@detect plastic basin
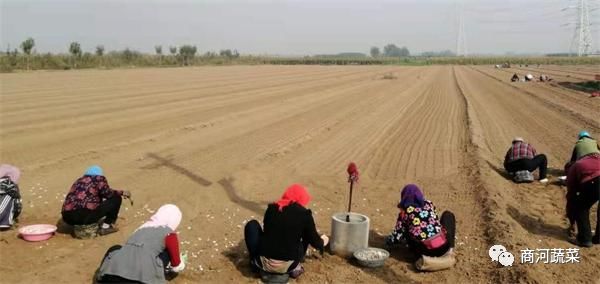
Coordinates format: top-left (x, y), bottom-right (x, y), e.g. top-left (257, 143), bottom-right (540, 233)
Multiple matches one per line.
top-left (19, 224), bottom-right (57, 242)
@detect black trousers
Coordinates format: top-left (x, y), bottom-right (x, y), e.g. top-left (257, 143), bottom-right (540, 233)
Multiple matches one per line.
top-left (244, 220), bottom-right (305, 273)
top-left (573, 177), bottom-right (600, 243)
top-left (409, 211), bottom-right (456, 257)
top-left (505, 154), bottom-right (548, 180)
top-left (62, 195), bottom-right (122, 225)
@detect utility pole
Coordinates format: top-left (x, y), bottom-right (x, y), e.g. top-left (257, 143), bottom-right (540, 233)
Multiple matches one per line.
top-left (456, 1), bottom-right (467, 57)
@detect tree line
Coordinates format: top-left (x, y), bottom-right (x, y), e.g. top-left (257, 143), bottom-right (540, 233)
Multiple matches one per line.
top-left (2, 37), bottom-right (242, 71)
top-left (370, 44), bottom-right (410, 58)
top-left (2, 37), bottom-right (599, 72)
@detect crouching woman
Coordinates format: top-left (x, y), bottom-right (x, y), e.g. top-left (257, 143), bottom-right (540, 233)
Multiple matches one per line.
top-left (244, 184), bottom-right (329, 279)
top-left (96, 204), bottom-right (186, 283)
top-left (386, 184), bottom-right (456, 257)
top-left (0, 164), bottom-right (22, 229)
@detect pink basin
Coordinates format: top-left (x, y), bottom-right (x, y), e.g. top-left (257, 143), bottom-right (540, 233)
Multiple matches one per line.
top-left (19, 224), bottom-right (57, 242)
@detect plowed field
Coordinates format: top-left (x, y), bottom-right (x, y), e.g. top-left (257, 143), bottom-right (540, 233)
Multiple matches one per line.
top-left (1, 65), bottom-right (598, 283)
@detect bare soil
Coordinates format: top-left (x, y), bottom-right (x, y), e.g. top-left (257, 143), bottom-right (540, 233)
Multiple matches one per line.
top-left (1, 65), bottom-right (598, 283)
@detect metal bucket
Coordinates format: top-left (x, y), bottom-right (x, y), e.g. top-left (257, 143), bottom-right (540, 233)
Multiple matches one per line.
top-left (330, 212), bottom-right (369, 257)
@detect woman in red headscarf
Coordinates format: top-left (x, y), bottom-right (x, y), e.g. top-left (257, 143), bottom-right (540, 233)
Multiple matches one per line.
top-left (244, 184), bottom-right (328, 279)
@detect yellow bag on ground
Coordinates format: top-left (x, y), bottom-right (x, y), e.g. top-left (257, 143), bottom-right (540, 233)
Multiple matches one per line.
top-left (415, 249), bottom-right (456, 272)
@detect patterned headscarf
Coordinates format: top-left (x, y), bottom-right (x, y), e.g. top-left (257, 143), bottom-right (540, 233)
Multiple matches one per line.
top-left (399, 184), bottom-right (425, 209)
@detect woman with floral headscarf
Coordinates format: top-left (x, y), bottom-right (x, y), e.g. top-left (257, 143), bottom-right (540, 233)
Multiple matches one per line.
top-left (386, 184), bottom-right (456, 257)
top-left (97, 204), bottom-right (186, 283)
top-left (244, 184), bottom-right (328, 279)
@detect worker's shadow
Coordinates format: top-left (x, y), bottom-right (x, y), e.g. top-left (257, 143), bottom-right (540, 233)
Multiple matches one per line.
top-left (143, 153), bottom-right (212, 186)
top-left (368, 230), bottom-right (417, 264)
top-left (223, 233), bottom-right (417, 283)
top-left (506, 205), bottom-right (565, 241)
top-left (55, 218), bottom-right (73, 235)
top-left (547, 167), bottom-right (565, 177)
top-left (485, 160), bottom-right (512, 180)
top-left (218, 177), bottom-right (265, 215)
top-left (343, 230), bottom-right (419, 283)
top-left (222, 240), bottom-right (255, 278)
top-left (143, 153), bottom-right (265, 215)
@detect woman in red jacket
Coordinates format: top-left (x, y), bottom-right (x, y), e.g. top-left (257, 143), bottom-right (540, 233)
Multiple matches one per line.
top-left (566, 153), bottom-right (600, 247)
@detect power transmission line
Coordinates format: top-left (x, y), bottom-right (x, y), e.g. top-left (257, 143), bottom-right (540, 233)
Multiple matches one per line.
top-left (566, 0), bottom-right (595, 56)
top-left (456, 1), bottom-right (467, 56)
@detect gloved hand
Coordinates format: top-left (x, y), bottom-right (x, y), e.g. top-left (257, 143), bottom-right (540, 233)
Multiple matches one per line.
top-left (321, 234), bottom-right (329, 247)
top-left (171, 253), bottom-right (187, 273)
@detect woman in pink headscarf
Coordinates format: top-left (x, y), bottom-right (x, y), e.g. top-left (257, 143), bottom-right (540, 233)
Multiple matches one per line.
top-left (0, 164), bottom-right (22, 229)
top-left (244, 184), bottom-right (328, 280)
top-left (97, 204), bottom-right (186, 283)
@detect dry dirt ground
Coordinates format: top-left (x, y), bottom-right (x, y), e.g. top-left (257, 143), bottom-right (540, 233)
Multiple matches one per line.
top-left (0, 65), bottom-right (599, 283)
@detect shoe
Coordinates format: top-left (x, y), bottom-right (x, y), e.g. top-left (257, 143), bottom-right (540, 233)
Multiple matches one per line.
top-left (569, 238), bottom-right (592, 248)
top-left (98, 225), bottom-right (119, 236)
top-left (593, 236), bottom-right (599, 245)
top-left (539, 178), bottom-right (549, 184)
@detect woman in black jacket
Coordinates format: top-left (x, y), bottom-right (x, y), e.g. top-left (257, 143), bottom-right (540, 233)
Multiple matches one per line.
top-left (244, 184), bottom-right (328, 279)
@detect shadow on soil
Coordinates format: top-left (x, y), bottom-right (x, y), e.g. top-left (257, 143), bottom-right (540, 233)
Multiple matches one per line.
top-left (143, 153), bottom-right (265, 215)
top-left (55, 218), bottom-right (73, 235)
top-left (222, 240), bottom-right (256, 279)
top-left (485, 160), bottom-right (512, 180)
top-left (223, 231), bottom-right (418, 283)
top-left (144, 153), bottom-right (212, 186)
top-left (342, 230), bottom-right (418, 283)
top-left (486, 160), bottom-right (564, 182)
top-left (547, 167), bottom-right (565, 177)
top-left (217, 177), bottom-right (265, 215)
top-left (557, 81), bottom-right (600, 94)
top-left (507, 205), bottom-right (565, 241)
